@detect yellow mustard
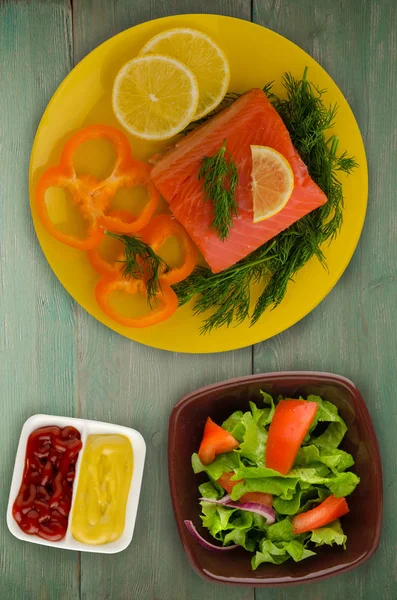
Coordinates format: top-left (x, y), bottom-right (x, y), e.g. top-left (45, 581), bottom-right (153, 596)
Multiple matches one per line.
top-left (71, 434), bottom-right (133, 545)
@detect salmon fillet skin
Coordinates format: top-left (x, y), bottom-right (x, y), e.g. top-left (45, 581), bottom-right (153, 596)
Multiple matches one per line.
top-left (151, 89), bottom-right (327, 273)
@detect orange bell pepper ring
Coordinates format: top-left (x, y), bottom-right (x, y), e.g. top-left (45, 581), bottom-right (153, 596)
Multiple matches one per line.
top-left (35, 125), bottom-right (160, 250)
top-left (88, 214), bottom-right (196, 283)
top-left (95, 277), bottom-right (178, 328)
top-left (140, 215), bottom-right (196, 284)
top-left (87, 210), bottom-right (130, 278)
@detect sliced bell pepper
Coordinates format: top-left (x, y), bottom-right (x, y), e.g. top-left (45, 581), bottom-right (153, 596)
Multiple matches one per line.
top-left (35, 124), bottom-right (159, 250)
top-left (217, 471), bottom-right (273, 507)
top-left (87, 211), bottom-right (131, 278)
top-left (87, 244), bottom-right (120, 278)
top-left (88, 214), bottom-right (197, 283)
top-left (292, 494), bottom-right (350, 534)
top-left (198, 418), bottom-right (239, 466)
top-left (95, 276), bottom-right (178, 328)
top-left (35, 167), bottom-right (104, 251)
top-left (266, 400), bottom-right (318, 475)
top-left (140, 215), bottom-right (196, 284)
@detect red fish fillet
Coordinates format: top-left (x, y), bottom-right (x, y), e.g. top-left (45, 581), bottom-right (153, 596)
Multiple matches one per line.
top-left (151, 89), bottom-right (327, 273)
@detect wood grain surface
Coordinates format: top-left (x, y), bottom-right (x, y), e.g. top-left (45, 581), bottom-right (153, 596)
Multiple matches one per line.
top-left (0, 1), bottom-right (396, 599)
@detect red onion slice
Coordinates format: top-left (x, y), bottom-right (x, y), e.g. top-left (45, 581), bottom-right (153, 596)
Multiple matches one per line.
top-left (184, 520), bottom-right (238, 551)
top-left (216, 494), bottom-right (232, 504)
top-left (200, 496), bottom-right (276, 524)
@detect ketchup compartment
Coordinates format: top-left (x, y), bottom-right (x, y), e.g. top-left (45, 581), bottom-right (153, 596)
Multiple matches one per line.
top-left (12, 425), bottom-right (82, 541)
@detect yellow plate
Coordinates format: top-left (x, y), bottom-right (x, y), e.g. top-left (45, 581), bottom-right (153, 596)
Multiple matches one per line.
top-left (29, 15), bottom-right (368, 354)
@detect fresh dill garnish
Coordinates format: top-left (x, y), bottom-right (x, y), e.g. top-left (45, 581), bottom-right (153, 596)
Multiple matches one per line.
top-left (173, 69), bottom-right (358, 333)
top-left (173, 242), bottom-right (276, 332)
top-left (105, 231), bottom-right (168, 306)
top-left (198, 140), bottom-right (239, 241)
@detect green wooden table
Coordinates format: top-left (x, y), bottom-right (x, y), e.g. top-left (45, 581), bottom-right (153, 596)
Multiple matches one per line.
top-left (1, 1), bottom-right (396, 598)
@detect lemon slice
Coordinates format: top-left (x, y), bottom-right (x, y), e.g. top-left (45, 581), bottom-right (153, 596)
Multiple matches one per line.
top-left (112, 55), bottom-right (199, 140)
top-left (139, 28), bottom-right (230, 120)
top-left (250, 146), bottom-right (294, 223)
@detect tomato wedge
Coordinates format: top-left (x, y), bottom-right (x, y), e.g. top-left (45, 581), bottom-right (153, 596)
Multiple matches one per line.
top-left (217, 472), bottom-right (273, 507)
top-left (265, 399), bottom-right (318, 475)
top-left (198, 418), bottom-right (239, 465)
top-left (292, 494), bottom-right (350, 534)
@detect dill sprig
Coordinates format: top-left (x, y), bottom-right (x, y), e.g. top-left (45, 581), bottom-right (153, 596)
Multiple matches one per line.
top-left (105, 231), bottom-right (168, 305)
top-left (198, 140), bottom-right (239, 241)
top-left (174, 241), bottom-right (276, 333)
top-left (173, 69), bottom-right (358, 333)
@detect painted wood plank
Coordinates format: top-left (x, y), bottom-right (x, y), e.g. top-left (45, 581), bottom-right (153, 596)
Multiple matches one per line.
top-left (253, 0), bottom-right (397, 598)
top-left (71, 2), bottom-right (253, 599)
top-left (2, 1), bottom-right (394, 598)
top-left (0, 2), bottom-right (80, 599)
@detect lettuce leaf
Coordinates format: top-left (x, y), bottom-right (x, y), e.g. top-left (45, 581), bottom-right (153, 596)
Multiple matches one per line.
top-left (230, 476), bottom-right (299, 501)
top-left (260, 391), bottom-right (274, 406)
top-left (199, 501), bottom-right (265, 548)
top-left (239, 412), bottom-right (267, 467)
top-left (294, 444), bottom-right (321, 466)
top-left (249, 401), bottom-right (266, 424)
top-left (304, 394), bottom-right (348, 449)
top-left (223, 527), bottom-right (256, 552)
top-left (295, 444), bottom-right (354, 473)
top-left (288, 466), bottom-right (332, 480)
top-left (222, 392), bottom-right (275, 444)
top-left (251, 543), bottom-right (290, 568)
top-left (252, 538), bottom-right (315, 569)
top-left (222, 410), bottom-right (244, 431)
top-left (192, 451), bottom-right (240, 480)
top-left (273, 489), bottom-right (304, 515)
top-left (288, 467), bottom-right (359, 497)
top-left (232, 466), bottom-right (284, 479)
top-left (274, 485), bottom-right (331, 515)
top-left (221, 410), bottom-right (246, 442)
top-left (286, 540), bottom-right (316, 562)
top-left (327, 471), bottom-right (360, 497)
top-left (198, 481), bottom-right (223, 500)
top-left (266, 518), bottom-right (294, 542)
top-left (249, 391), bottom-right (275, 427)
top-left (231, 465), bottom-right (359, 499)
top-left (298, 487), bottom-right (330, 513)
top-left (310, 519), bottom-right (347, 548)
top-left (234, 392), bottom-right (275, 467)
top-left (317, 447), bottom-right (354, 473)
top-left (306, 394), bottom-right (341, 428)
top-left (234, 465), bottom-right (332, 482)
top-left (200, 501), bottom-right (235, 539)
top-left (229, 510), bottom-right (256, 530)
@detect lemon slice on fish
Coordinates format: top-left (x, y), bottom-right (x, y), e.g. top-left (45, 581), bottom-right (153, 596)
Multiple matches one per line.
top-left (250, 146), bottom-right (295, 222)
top-left (139, 28), bottom-right (230, 120)
top-left (112, 55), bottom-right (199, 140)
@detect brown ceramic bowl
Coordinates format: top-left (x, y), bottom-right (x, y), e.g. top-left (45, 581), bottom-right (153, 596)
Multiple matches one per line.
top-left (168, 372), bottom-right (382, 587)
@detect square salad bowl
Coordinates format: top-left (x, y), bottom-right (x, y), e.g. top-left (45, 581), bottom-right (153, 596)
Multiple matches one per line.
top-left (168, 372), bottom-right (382, 586)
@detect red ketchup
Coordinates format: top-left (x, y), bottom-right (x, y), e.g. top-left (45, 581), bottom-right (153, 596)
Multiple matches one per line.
top-left (12, 426), bottom-right (82, 541)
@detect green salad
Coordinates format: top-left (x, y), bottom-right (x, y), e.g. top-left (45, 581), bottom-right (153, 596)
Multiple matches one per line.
top-left (187, 392), bottom-right (360, 570)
